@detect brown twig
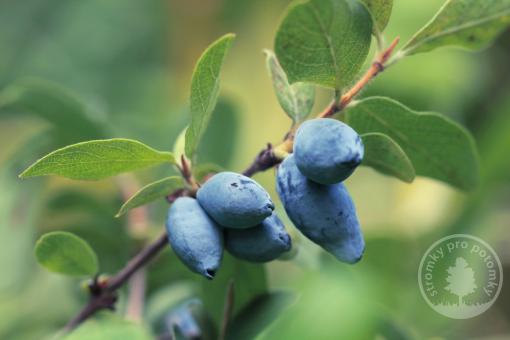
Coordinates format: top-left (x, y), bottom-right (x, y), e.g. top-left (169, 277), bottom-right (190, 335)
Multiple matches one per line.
top-left (62, 36), bottom-right (401, 335)
top-left (62, 290), bottom-right (117, 333)
top-left (244, 37), bottom-right (400, 177)
top-left (242, 144), bottom-right (281, 177)
top-left (62, 233), bottom-right (168, 332)
top-left (321, 36), bottom-right (400, 117)
top-left (106, 233), bottom-right (168, 291)
top-left (179, 155), bottom-right (199, 190)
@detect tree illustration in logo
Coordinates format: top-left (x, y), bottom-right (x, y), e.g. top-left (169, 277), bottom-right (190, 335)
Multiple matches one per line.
top-left (444, 257), bottom-right (477, 306)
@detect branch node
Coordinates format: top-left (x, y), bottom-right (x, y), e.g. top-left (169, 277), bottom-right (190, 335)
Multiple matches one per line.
top-left (373, 61), bottom-right (384, 73)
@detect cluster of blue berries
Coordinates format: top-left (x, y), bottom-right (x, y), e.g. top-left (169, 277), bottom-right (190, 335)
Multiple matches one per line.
top-left (166, 172), bottom-right (291, 279)
top-left (166, 117), bottom-right (364, 279)
top-left (277, 118), bottom-right (365, 264)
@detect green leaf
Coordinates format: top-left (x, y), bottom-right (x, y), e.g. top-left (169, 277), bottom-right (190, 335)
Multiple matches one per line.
top-left (402, 0), bottom-right (510, 55)
top-left (185, 33), bottom-right (236, 158)
top-left (360, 0), bottom-right (393, 34)
top-left (361, 133), bottom-right (415, 183)
top-left (226, 291), bottom-right (297, 340)
top-left (34, 231), bottom-right (98, 276)
top-left (19, 138), bottom-right (175, 180)
top-left (264, 49), bottom-right (315, 122)
top-left (173, 127), bottom-right (187, 163)
top-left (0, 79), bottom-right (106, 144)
top-left (274, 0), bottom-right (372, 90)
top-left (116, 176), bottom-right (184, 217)
top-left (346, 97), bottom-right (479, 190)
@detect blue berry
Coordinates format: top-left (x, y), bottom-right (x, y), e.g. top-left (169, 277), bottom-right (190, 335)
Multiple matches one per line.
top-left (166, 197), bottom-right (223, 279)
top-left (225, 212), bottom-right (292, 262)
top-left (197, 172), bottom-right (274, 228)
top-left (294, 118), bottom-right (364, 184)
top-left (276, 155), bottom-right (364, 263)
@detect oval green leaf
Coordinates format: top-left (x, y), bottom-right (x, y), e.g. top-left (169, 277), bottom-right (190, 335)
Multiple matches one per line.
top-left (19, 138), bottom-right (175, 180)
top-left (116, 176), bottom-right (185, 217)
top-left (360, 0), bottom-right (393, 34)
top-left (35, 231), bottom-right (98, 276)
top-left (265, 49), bottom-right (315, 123)
top-left (185, 33), bottom-right (236, 158)
top-left (403, 0), bottom-right (510, 55)
top-left (346, 97), bottom-right (479, 190)
top-left (361, 132), bottom-right (415, 183)
top-left (275, 0), bottom-right (373, 90)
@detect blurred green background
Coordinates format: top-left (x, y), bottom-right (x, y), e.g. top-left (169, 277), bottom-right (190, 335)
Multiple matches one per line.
top-left (0, 0), bottom-right (509, 339)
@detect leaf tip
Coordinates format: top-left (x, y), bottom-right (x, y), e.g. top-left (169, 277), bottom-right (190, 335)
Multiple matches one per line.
top-left (18, 168), bottom-right (33, 179)
top-left (217, 32), bottom-right (236, 47)
top-left (403, 176), bottom-right (415, 184)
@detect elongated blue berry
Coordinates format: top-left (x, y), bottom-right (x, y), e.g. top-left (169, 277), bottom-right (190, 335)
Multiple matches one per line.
top-left (197, 172), bottom-right (274, 228)
top-left (294, 118), bottom-right (364, 184)
top-left (166, 197), bottom-right (223, 279)
top-left (276, 155), bottom-right (364, 263)
top-left (225, 212), bottom-right (291, 262)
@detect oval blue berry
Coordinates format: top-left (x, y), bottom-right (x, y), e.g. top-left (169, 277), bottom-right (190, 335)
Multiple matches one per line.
top-left (276, 155), bottom-right (364, 264)
top-left (166, 197), bottom-right (223, 279)
top-left (197, 172), bottom-right (274, 228)
top-left (294, 118), bottom-right (364, 184)
top-left (225, 212), bottom-right (292, 262)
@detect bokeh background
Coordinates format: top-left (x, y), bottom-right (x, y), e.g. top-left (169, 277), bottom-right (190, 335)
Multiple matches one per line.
top-left (1, 0), bottom-right (509, 339)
